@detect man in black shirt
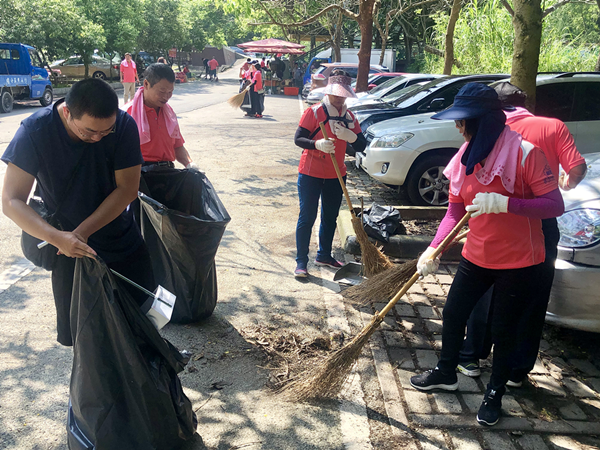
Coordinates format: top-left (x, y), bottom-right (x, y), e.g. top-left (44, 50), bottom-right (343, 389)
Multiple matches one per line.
top-left (2, 78), bottom-right (155, 346)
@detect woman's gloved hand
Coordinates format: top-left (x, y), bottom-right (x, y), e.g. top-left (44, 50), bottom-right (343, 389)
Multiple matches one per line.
top-left (315, 138), bottom-right (335, 154)
top-left (417, 246), bottom-right (440, 278)
top-left (331, 122), bottom-right (357, 143)
top-left (465, 192), bottom-right (509, 218)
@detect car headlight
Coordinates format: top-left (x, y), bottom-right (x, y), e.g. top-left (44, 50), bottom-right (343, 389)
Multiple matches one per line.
top-left (370, 132), bottom-right (414, 149)
top-left (558, 209), bottom-right (600, 248)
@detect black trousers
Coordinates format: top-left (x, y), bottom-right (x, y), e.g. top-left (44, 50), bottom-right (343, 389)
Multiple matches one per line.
top-left (51, 243), bottom-right (155, 346)
top-left (458, 218), bottom-right (559, 378)
top-left (249, 90), bottom-right (264, 115)
top-left (437, 257), bottom-right (546, 389)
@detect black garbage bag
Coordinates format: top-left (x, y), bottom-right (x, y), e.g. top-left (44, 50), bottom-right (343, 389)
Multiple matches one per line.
top-left (139, 167), bottom-right (231, 323)
top-left (359, 203), bottom-right (402, 242)
top-left (68, 257), bottom-right (197, 450)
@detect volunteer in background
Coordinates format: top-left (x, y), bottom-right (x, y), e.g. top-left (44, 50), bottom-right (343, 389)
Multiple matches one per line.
top-left (2, 78), bottom-right (155, 346)
top-left (120, 52), bottom-right (139, 104)
top-left (409, 83), bottom-right (564, 427)
top-left (292, 71), bottom-right (368, 277)
top-left (457, 82), bottom-right (586, 385)
top-left (249, 63), bottom-right (264, 118)
top-left (208, 57), bottom-right (219, 81)
top-left (127, 64), bottom-right (199, 171)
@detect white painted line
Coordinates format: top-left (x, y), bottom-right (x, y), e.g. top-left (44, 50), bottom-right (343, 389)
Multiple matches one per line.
top-left (320, 267), bottom-right (373, 450)
top-left (298, 94), bottom-right (305, 115)
top-left (359, 308), bottom-right (417, 449)
top-left (0, 258), bottom-right (35, 293)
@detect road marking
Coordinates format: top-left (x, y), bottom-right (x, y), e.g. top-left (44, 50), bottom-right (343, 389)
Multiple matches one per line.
top-left (0, 259), bottom-right (35, 294)
top-left (298, 94), bottom-right (305, 115)
top-left (320, 267), bottom-right (373, 450)
top-left (359, 308), bottom-right (417, 448)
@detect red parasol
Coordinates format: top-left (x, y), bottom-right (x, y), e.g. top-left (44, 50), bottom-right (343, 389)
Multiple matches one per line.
top-left (238, 38), bottom-right (305, 55)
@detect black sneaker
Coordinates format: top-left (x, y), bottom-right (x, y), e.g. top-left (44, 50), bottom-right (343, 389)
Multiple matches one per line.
top-left (315, 257), bottom-right (343, 269)
top-left (458, 361), bottom-right (481, 377)
top-left (410, 367), bottom-right (458, 391)
top-left (476, 385), bottom-right (505, 426)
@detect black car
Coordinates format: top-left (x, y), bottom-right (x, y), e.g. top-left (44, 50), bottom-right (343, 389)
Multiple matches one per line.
top-left (351, 74), bottom-right (509, 130)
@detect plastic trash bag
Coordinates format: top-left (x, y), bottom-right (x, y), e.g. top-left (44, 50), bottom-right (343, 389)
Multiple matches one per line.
top-left (68, 257), bottom-right (197, 450)
top-left (139, 167), bottom-right (231, 323)
top-left (359, 203), bottom-right (402, 242)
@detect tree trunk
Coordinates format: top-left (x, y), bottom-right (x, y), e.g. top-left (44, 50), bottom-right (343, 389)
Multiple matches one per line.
top-left (596, 0), bottom-right (600, 71)
top-left (333, 10), bottom-right (343, 62)
top-left (311, 35), bottom-right (316, 51)
top-left (355, 0), bottom-right (376, 93)
top-left (346, 30), bottom-right (355, 48)
top-left (510, 0), bottom-right (543, 111)
top-left (443, 0), bottom-right (462, 75)
top-left (379, 35), bottom-right (387, 65)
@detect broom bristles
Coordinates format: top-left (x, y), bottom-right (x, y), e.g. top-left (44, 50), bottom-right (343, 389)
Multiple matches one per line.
top-left (227, 90), bottom-right (247, 109)
top-left (279, 314), bottom-right (383, 401)
top-left (342, 259), bottom-right (418, 305)
top-left (351, 217), bottom-right (393, 277)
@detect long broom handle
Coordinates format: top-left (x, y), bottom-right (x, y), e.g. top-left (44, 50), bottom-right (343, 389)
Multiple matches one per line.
top-left (318, 122), bottom-right (357, 219)
top-left (375, 212), bottom-right (472, 319)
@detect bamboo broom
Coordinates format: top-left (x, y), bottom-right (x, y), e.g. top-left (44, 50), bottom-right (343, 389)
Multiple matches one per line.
top-left (319, 122), bottom-right (393, 277)
top-left (279, 212), bottom-right (471, 401)
top-left (227, 87), bottom-right (250, 109)
top-left (343, 230), bottom-right (469, 306)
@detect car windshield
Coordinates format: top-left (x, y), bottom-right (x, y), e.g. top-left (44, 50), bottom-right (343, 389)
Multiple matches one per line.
top-left (314, 65), bottom-right (327, 75)
top-left (352, 73), bottom-right (380, 89)
top-left (369, 76), bottom-right (405, 95)
top-left (385, 76), bottom-right (455, 107)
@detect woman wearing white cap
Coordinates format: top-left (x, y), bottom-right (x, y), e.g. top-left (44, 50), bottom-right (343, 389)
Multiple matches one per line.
top-left (293, 70), bottom-right (368, 278)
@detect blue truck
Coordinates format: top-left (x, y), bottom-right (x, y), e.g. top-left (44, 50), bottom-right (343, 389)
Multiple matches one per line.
top-left (0, 43), bottom-right (53, 113)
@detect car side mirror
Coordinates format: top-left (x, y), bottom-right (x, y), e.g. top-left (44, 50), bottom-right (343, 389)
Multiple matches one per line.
top-left (429, 98), bottom-right (445, 110)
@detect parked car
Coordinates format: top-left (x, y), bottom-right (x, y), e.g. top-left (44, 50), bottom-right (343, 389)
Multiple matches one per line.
top-left (302, 62), bottom-right (389, 99)
top-left (349, 74), bottom-right (509, 131)
top-left (355, 73), bottom-right (600, 205)
top-left (551, 151), bottom-right (600, 332)
top-left (307, 73), bottom-right (439, 106)
top-left (351, 72), bottom-right (406, 94)
top-left (50, 54), bottom-right (119, 80)
top-left (1, 43), bottom-right (53, 113)
top-left (346, 74), bottom-right (442, 108)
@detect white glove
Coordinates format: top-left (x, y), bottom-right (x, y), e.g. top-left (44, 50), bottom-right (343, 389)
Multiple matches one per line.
top-left (186, 162), bottom-right (205, 174)
top-left (465, 192), bottom-right (509, 218)
top-left (558, 171), bottom-right (572, 191)
top-left (315, 138), bottom-right (335, 154)
top-left (331, 122), bottom-right (357, 143)
top-left (417, 246), bottom-right (440, 278)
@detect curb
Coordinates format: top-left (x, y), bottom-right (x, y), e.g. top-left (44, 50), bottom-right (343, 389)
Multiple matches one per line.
top-left (53, 81), bottom-right (124, 96)
top-left (337, 208), bottom-right (463, 260)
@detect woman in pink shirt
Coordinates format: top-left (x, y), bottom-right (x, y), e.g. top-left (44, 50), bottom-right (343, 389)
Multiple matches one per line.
top-left (249, 63), bottom-right (264, 118)
top-left (409, 83), bottom-right (564, 427)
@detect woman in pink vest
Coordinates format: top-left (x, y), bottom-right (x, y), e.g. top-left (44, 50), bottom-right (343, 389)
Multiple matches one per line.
top-left (292, 71), bottom-right (368, 277)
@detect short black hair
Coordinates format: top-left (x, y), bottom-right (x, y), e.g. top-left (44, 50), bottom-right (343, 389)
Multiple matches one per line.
top-left (65, 78), bottom-right (118, 119)
top-left (331, 69), bottom-right (349, 77)
top-left (144, 63), bottom-right (175, 87)
top-left (247, 58), bottom-right (251, 62)
top-left (493, 81), bottom-right (527, 108)
top-left (254, 63), bottom-right (261, 71)
top-left (464, 117), bottom-right (480, 139)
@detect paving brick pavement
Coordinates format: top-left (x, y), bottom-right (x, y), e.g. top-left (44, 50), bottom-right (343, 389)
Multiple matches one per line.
top-left (347, 262), bottom-right (600, 449)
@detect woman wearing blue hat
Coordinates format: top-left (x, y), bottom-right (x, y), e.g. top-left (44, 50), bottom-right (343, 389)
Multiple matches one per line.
top-left (409, 83), bottom-right (565, 426)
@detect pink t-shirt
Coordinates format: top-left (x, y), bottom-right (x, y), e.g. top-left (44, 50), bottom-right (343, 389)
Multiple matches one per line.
top-left (506, 110), bottom-right (585, 178)
top-left (127, 103), bottom-right (185, 162)
top-left (252, 70), bottom-right (263, 91)
top-left (451, 145), bottom-right (557, 269)
top-left (208, 59), bottom-right (219, 70)
top-left (120, 61), bottom-right (137, 83)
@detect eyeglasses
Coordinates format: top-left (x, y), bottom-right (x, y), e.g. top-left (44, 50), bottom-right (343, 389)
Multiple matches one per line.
top-left (70, 117), bottom-right (116, 139)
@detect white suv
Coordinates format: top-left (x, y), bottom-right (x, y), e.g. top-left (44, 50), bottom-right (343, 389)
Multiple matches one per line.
top-left (356, 74), bottom-right (600, 205)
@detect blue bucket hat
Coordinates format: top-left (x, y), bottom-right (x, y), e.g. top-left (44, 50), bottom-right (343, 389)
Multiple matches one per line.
top-left (432, 82), bottom-right (502, 120)
top-left (433, 82), bottom-right (506, 175)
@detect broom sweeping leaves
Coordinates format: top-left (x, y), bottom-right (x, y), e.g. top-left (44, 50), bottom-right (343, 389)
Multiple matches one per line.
top-left (227, 87), bottom-right (250, 109)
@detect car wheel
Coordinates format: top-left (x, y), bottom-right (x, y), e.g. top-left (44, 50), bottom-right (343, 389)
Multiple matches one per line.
top-left (92, 71), bottom-right (106, 80)
top-left (39, 88), bottom-right (53, 107)
top-left (406, 153), bottom-right (452, 206)
top-left (0, 90), bottom-right (14, 113)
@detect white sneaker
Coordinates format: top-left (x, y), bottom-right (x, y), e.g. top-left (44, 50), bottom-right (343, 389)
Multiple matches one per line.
top-left (506, 379), bottom-right (523, 388)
